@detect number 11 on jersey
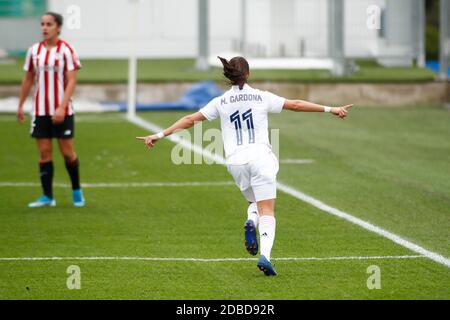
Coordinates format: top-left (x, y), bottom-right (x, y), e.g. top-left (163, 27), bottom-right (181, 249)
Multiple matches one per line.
top-left (230, 109), bottom-right (255, 146)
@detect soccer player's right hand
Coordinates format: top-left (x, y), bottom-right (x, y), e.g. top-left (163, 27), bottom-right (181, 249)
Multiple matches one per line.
top-left (17, 107), bottom-right (25, 124)
top-left (136, 134), bottom-right (158, 149)
top-left (332, 104), bottom-right (353, 119)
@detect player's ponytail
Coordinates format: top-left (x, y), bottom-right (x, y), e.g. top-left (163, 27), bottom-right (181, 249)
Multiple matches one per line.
top-left (218, 56), bottom-right (249, 90)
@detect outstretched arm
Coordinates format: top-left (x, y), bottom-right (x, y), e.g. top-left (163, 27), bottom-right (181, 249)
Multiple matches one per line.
top-left (136, 111), bottom-right (207, 149)
top-left (283, 99), bottom-right (353, 119)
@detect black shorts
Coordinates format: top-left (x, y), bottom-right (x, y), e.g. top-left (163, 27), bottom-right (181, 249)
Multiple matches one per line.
top-left (31, 115), bottom-right (75, 139)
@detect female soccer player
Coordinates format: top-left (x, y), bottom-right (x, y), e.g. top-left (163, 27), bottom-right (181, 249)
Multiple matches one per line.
top-left (137, 56), bottom-right (352, 275)
top-left (17, 12), bottom-right (85, 208)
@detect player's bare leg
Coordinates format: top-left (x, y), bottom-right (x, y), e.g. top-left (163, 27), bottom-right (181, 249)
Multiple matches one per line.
top-left (257, 199), bottom-right (275, 217)
top-left (29, 139), bottom-right (55, 207)
top-left (256, 199), bottom-right (277, 276)
top-left (37, 138), bottom-right (53, 162)
top-left (57, 138), bottom-right (77, 162)
top-left (58, 138), bottom-right (85, 207)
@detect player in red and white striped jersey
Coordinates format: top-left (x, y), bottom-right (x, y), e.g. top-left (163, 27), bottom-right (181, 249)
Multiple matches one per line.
top-left (23, 38), bottom-right (80, 117)
top-left (17, 12), bottom-right (85, 208)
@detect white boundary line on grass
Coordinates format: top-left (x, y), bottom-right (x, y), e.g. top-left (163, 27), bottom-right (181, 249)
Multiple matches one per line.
top-left (0, 255), bottom-right (425, 262)
top-left (280, 159), bottom-right (315, 164)
top-left (0, 181), bottom-right (234, 188)
top-left (128, 114), bottom-right (450, 269)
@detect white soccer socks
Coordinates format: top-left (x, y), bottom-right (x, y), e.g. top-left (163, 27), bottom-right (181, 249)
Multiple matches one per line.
top-left (259, 215), bottom-right (276, 261)
top-left (246, 205), bottom-right (276, 261)
top-left (247, 202), bottom-right (259, 227)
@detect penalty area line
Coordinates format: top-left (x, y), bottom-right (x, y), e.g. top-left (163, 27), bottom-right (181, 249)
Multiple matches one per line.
top-left (0, 255), bottom-right (425, 262)
top-left (128, 114), bottom-right (450, 269)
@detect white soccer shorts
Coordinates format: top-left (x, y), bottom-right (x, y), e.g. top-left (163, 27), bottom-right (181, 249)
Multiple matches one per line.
top-left (226, 151), bottom-right (279, 203)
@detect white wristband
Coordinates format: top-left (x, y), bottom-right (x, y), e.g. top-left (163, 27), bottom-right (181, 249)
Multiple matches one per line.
top-left (323, 106), bottom-right (332, 113)
top-left (156, 131), bottom-right (165, 139)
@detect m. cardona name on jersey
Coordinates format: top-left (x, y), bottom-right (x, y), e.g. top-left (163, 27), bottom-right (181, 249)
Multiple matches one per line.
top-left (221, 93), bottom-right (263, 105)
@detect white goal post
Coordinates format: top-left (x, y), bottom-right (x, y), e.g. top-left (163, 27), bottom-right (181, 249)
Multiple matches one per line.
top-left (127, 0), bottom-right (139, 119)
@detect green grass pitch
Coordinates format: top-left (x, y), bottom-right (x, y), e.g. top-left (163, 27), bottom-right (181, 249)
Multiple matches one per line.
top-left (0, 58), bottom-right (436, 84)
top-left (0, 105), bottom-right (449, 299)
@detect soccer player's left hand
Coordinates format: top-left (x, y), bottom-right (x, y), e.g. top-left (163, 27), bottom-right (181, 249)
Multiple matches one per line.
top-left (136, 134), bottom-right (158, 149)
top-left (17, 107), bottom-right (25, 124)
top-left (52, 106), bottom-right (66, 124)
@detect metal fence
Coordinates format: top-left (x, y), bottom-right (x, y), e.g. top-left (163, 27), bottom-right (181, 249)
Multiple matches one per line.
top-left (0, 0), bottom-right (447, 79)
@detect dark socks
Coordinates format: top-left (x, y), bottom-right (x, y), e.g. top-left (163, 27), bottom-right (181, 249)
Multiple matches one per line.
top-left (39, 161), bottom-right (54, 198)
top-left (65, 158), bottom-right (80, 190)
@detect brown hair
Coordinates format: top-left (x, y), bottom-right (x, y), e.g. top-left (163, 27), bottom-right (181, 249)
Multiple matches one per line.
top-left (44, 12), bottom-right (64, 27)
top-left (218, 56), bottom-right (249, 89)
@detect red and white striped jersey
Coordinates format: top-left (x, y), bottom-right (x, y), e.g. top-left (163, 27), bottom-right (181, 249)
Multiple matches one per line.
top-left (23, 39), bottom-right (81, 116)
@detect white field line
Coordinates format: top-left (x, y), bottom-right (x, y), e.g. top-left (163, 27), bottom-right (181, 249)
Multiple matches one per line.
top-left (0, 255), bottom-right (425, 262)
top-left (0, 181), bottom-right (234, 188)
top-left (75, 118), bottom-right (126, 123)
top-left (129, 114), bottom-right (450, 269)
top-left (0, 115), bottom-right (125, 123)
top-left (280, 159), bottom-right (315, 164)
top-left (75, 115), bottom-right (127, 123)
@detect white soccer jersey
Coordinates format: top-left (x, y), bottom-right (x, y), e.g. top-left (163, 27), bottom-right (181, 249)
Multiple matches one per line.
top-left (23, 40), bottom-right (81, 116)
top-left (199, 84), bottom-right (285, 165)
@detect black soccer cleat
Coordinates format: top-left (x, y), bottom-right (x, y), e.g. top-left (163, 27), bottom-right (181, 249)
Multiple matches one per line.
top-left (244, 219), bottom-right (258, 256)
top-left (257, 255), bottom-right (277, 276)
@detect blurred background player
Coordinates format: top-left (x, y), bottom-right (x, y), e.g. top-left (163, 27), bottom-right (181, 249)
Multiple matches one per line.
top-left (137, 56), bottom-right (353, 276)
top-left (16, 12), bottom-right (85, 208)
